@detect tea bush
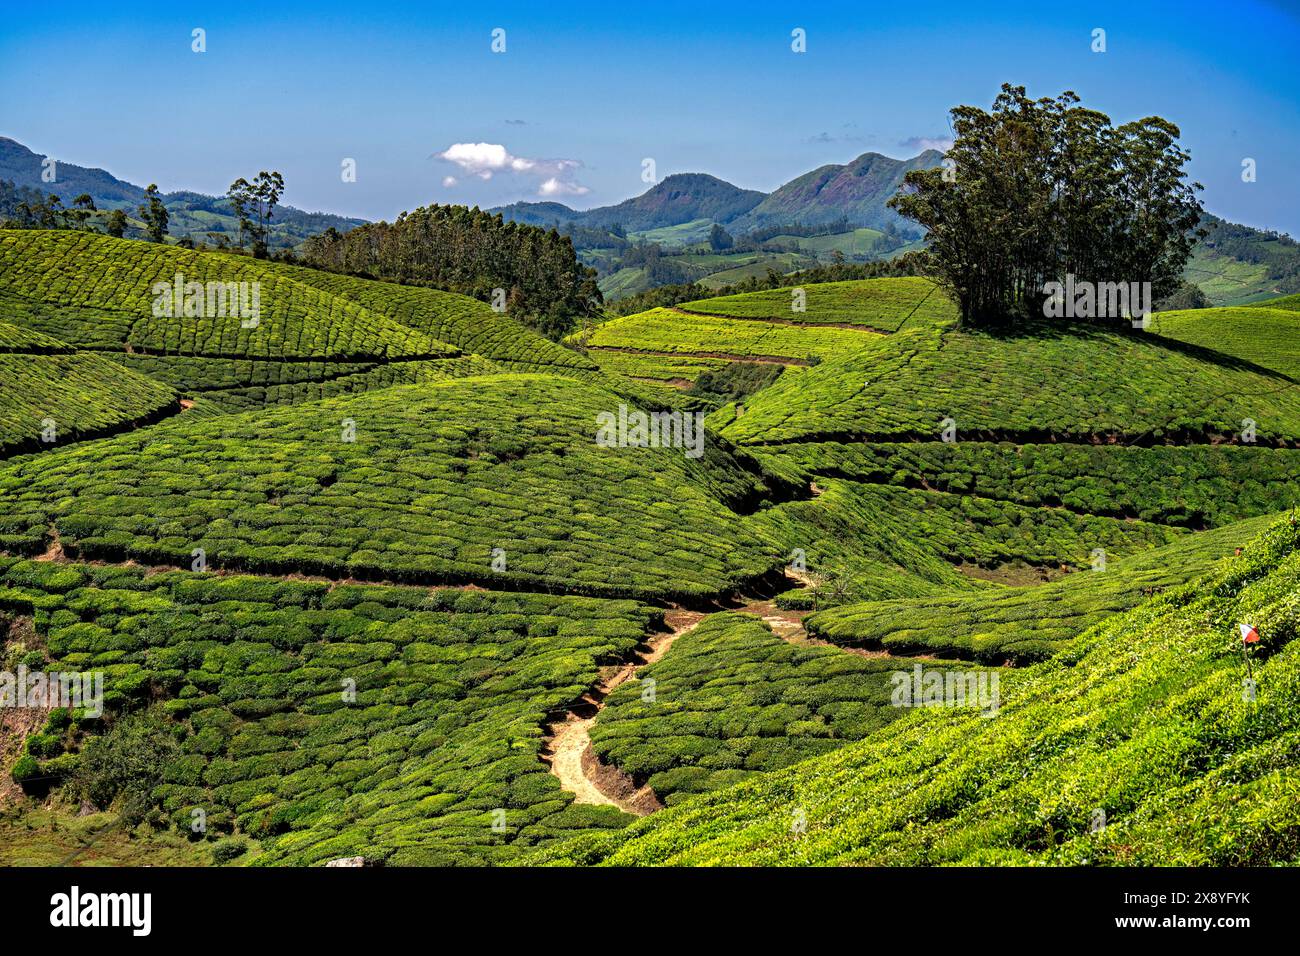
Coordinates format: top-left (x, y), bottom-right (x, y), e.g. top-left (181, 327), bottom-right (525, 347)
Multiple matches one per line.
top-left (754, 441), bottom-right (1300, 528)
top-left (720, 321), bottom-right (1300, 446)
top-left (590, 613), bottom-right (970, 803)
top-left (805, 513), bottom-right (1277, 663)
top-left (0, 320), bottom-right (178, 457)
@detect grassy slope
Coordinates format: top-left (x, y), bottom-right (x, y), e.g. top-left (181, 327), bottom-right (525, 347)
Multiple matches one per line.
top-left (681, 276), bottom-right (956, 330)
top-left (806, 513), bottom-right (1277, 664)
top-left (1182, 243), bottom-right (1275, 305)
top-left (581, 308), bottom-right (879, 362)
top-left (589, 613), bottom-right (969, 804)
top-left (0, 317), bottom-right (178, 457)
top-left (749, 441), bottom-right (1300, 529)
top-left (0, 231), bottom-right (452, 361)
top-left (1150, 306), bottom-right (1300, 380)
top-left (720, 321), bottom-right (1300, 446)
top-left (0, 559), bottom-right (652, 866)
top-left (254, 258), bottom-right (593, 372)
top-left (1248, 293), bottom-right (1300, 312)
top-left (0, 231), bottom-right (617, 415)
top-left (531, 512), bottom-right (1300, 865)
top-left (0, 374), bottom-right (780, 601)
top-left (745, 478), bottom-right (1180, 604)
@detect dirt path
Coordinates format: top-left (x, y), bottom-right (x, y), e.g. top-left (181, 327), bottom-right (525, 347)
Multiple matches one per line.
top-left (541, 610), bottom-right (705, 815)
top-left (732, 596), bottom-right (900, 659)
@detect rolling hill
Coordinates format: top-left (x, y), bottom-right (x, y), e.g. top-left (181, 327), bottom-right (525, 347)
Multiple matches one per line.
top-left (3, 227), bottom-right (1300, 874)
top-left (529, 511), bottom-right (1300, 866)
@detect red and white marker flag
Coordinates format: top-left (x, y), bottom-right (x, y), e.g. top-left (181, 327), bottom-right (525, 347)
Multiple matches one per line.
top-left (1239, 623), bottom-right (1260, 644)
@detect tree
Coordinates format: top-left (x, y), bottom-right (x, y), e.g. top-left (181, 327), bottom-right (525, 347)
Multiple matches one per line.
top-left (105, 209), bottom-right (128, 238)
top-left (708, 223), bottom-right (734, 251)
top-left (137, 184), bottom-right (169, 243)
top-left (227, 170), bottom-right (285, 256)
top-left (227, 177), bottom-right (253, 250)
top-left (300, 203), bottom-right (602, 340)
top-left (67, 193), bottom-right (96, 230)
top-left (888, 84), bottom-right (1204, 327)
top-left (1154, 281), bottom-right (1209, 312)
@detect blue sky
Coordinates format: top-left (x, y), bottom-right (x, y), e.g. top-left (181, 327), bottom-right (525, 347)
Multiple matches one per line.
top-left (2, 0), bottom-right (1298, 234)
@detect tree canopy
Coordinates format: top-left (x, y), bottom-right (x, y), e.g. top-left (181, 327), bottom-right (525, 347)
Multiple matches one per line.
top-left (301, 204), bottom-right (602, 340)
top-left (889, 84), bottom-right (1204, 327)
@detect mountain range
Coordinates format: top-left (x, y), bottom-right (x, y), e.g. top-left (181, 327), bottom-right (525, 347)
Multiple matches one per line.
top-left (0, 136), bottom-right (365, 249)
top-left (493, 150), bottom-right (945, 235)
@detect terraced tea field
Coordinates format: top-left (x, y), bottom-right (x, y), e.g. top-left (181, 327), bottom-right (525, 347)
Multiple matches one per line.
top-left (2, 232), bottom-right (1299, 872)
top-left (717, 320), bottom-right (1300, 445)
top-left (679, 275), bottom-right (956, 330)
top-left (572, 277), bottom-right (949, 389)
top-left (0, 316), bottom-right (179, 457)
top-left (0, 230), bottom-right (595, 416)
top-left (529, 514), bottom-right (1300, 866)
top-left (1151, 306), bottom-right (1300, 380)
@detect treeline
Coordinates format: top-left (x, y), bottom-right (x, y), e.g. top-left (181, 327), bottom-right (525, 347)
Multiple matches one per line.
top-left (0, 179), bottom-right (125, 235)
top-left (301, 205), bottom-right (601, 340)
top-left (607, 253), bottom-right (927, 315)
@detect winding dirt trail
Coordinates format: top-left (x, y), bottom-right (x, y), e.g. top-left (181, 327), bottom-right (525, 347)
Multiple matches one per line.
top-left (732, 596), bottom-right (899, 659)
top-left (540, 609), bottom-right (705, 815)
top-left (540, 573), bottom-right (920, 814)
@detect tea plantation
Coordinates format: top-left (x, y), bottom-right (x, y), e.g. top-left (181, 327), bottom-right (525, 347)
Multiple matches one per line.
top-left (1150, 305), bottom-right (1300, 380)
top-left (0, 317), bottom-right (179, 458)
top-left (530, 512), bottom-right (1300, 865)
top-left (577, 308), bottom-right (878, 363)
top-left (0, 373), bottom-right (782, 601)
top-left (0, 557), bottom-right (654, 865)
top-left (588, 612), bottom-right (971, 804)
top-left (679, 276), bottom-right (958, 330)
top-left (0, 231), bottom-right (594, 416)
top-left (2, 236), bottom-right (1299, 869)
top-left (719, 321), bottom-right (1300, 446)
top-left (805, 513), bottom-right (1277, 663)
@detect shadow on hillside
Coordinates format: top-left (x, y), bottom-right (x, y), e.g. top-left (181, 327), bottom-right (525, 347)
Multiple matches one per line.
top-left (964, 318), bottom-right (1298, 384)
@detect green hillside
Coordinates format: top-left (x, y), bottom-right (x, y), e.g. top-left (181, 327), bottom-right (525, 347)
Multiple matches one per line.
top-left (0, 557), bottom-right (654, 865)
top-left (680, 276), bottom-right (956, 330)
top-left (0, 373), bottom-right (782, 601)
top-left (0, 316), bottom-right (178, 458)
top-left (530, 512), bottom-right (1300, 865)
top-left (1150, 306), bottom-right (1300, 380)
top-left (718, 320), bottom-right (1300, 446)
top-left (588, 612), bottom-right (970, 804)
top-left (0, 230), bottom-right (601, 414)
top-left (805, 513), bottom-right (1276, 663)
top-left (0, 230), bottom-right (450, 361)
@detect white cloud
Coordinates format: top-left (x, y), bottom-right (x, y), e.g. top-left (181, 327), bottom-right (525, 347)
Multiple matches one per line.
top-left (900, 136), bottom-right (953, 153)
top-left (539, 176), bottom-right (589, 197)
top-left (434, 142), bottom-right (587, 197)
top-left (442, 175), bottom-right (458, 188)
